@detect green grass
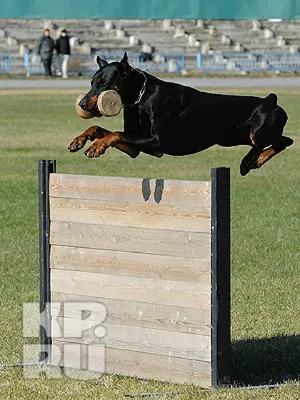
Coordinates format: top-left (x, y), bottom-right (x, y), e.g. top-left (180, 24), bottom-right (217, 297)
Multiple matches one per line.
top-left (0, 87), bottom-right (299, 399)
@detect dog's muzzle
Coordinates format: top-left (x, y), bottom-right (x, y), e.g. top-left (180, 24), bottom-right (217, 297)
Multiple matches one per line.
top-left (75, 90), bottom-right (122, 119)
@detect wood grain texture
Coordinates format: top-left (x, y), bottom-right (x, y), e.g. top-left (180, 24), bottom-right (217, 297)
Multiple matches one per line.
top-left (51, 269), bottom-right (211, 310)
top-left (50, 197), bottom-right (210, 233)
top-left (49, 173), bottom-right (211, 207)
top-left (52, 340), bottom-right (211, 386)
top-left (50, 246), bottom-right (210, 284)
top-left (50, 222), bottom-right (210, 259)
top-left (48, 172), bottom-right (214, 386)
top-left (51, 292), bottom-right (211, 335)
top-left (53, 316), bottom-right (211, 361)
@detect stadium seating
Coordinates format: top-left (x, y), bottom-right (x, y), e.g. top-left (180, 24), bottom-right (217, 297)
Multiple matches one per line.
top-left (0, 18), bottom-right (300, 74)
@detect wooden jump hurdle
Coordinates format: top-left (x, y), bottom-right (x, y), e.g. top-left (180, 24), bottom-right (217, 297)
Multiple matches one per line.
top-left (39, 160), bottom-right (230, 388)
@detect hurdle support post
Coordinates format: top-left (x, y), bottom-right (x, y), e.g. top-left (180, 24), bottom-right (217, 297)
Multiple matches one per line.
top-left (38, 159), bottom-right (56, 363)
top-left (211, 167), bottom-right (231, 387)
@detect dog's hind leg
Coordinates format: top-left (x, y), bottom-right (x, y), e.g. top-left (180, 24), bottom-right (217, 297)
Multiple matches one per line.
top-left (240, 146), bottom-right (262, 176)
top-left (256, 136), bottom-right (293, 168)
top-left (240, 136), bottom-right (293, 176)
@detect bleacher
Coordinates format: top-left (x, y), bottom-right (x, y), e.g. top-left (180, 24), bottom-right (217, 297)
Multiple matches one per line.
top-left (0, 18), bottom-right (300, 75)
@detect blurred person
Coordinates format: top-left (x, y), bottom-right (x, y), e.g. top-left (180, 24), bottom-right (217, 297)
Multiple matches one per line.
top-left (56, 29), bottom-right (71, 78)
top-left (36, 29), bottom-right (55, 76)
top-left (139, 44), bottom-right (154, 63)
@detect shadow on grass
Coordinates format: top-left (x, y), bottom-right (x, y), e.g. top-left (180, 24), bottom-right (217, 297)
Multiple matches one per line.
top-left (232, 334), bottom-right (300, 385)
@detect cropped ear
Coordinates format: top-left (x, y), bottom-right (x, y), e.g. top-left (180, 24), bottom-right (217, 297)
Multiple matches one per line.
top-left (120, 52), bottom-right (128, 66)
top-left (119, 52), bottom-right (130, 78)
top-left (96, 56), bottom-right (108, 69)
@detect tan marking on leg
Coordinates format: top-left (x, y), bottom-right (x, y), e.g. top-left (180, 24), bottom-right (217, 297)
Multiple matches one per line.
top-left (250, 130), bottom-right (256, 146)
top-left (68, 126), bottom-right (108, 152)
top-left (69, 128), bottom-right (140, 158)
top-left (84, 132), bottom-right (122, 158)
top-left (257, 147), bottom-right (276, 167)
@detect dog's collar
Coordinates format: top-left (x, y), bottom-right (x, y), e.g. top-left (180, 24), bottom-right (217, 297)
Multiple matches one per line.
top-left (123, 68), bottom-right (147, 107)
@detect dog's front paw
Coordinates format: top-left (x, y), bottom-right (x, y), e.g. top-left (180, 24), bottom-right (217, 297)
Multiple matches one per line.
top-left (84, 139), bottom-right (107, 158)
top-left (68, 135), bottom-right (88, 152)
top-left (68, 127), bottom-right (107, 152)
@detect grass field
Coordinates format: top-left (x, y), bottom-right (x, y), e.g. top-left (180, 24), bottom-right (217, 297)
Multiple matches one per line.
top-left (0, 86), bottom-right (299, 399)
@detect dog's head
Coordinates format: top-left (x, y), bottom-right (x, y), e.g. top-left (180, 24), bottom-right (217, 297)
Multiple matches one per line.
top-left (78, 52), bottom-right (134, 117)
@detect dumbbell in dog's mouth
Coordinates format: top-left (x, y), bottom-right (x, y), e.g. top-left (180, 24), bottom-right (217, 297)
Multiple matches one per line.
top-left (75, 90), bottom-right (122, 119)
top-left (78, 94), bottom-right (103, 118)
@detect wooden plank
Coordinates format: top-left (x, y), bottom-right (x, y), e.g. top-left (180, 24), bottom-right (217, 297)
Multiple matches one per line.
top-left (51, 269), bottom-right (211, 310)
top-left (49, 197), bottom-right (210, 233)
top-left (52, 341), bottom-right (211, 386)
top-left (50, 246), bottom-right (211, 284)
top-left (53, 318), bottom-right (211, 362)
top-left (51, 292), bottom-right (211, 335)
top-left (49, 173), bottom-right (211, 207)
top-left (50, 222), bottom-right (211, 258)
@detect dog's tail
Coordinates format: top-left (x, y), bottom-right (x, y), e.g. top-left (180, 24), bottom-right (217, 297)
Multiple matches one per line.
top-left (266, 93), bottom-right (288, 126)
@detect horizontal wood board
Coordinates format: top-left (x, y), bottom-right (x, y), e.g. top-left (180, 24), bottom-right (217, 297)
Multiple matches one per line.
top-left (50, 222), bottom-right (210, 258)
top-left (49, 197), bottom-right (210, 233)
top-left (49, 174), bottom-right (211, 207)
top-left (51, 269), bottom-right (211, 310)
top-left (50, 245), bottom-right (210, 283)
top-left (51, 292), bottom-right (211, 336)
top-left (52, 340), bottom-right (211, 386)
top-left (52, 316), bottom-right (211, 361)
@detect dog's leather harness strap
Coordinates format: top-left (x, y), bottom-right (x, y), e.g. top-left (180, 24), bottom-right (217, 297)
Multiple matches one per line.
top-left (123, 68), bottom-right (147, 107)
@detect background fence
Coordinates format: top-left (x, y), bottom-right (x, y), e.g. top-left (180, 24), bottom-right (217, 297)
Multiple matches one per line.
top-left (2, 51), bottom-right (300, 76)
top-left (0, 53), bottom-right (11, 74)
top-left (197, 52), bottom-right (300, 73)
top-left (22, 51), bottom-right (300, 76)
top-left (24, 52), bottom-right (185, 76)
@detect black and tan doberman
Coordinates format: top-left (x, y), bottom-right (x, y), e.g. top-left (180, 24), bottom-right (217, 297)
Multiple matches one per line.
top-left (69, 53), bottom-right (293, 176)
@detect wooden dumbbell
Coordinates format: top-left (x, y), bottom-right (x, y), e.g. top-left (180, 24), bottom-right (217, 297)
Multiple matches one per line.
top-left (97, 90), bottom-right (122, 117)
top-left (75, 94), bottom-right (94, 119)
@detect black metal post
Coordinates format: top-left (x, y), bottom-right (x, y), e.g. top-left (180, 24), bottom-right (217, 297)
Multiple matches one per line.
top-left (39, 160), bottom-right (56, 363)
top-left (211, 167), bottom-right (231, 387)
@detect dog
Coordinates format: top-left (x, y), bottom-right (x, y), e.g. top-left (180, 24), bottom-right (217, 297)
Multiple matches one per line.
top-left (68, 53), bottom-right (293, 176)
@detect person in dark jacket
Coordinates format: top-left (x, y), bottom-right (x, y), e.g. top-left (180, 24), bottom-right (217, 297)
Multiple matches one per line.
top-left (36, 29), bottom-right (55, 76)
top-left (56, 29), bottom-right (71, 78)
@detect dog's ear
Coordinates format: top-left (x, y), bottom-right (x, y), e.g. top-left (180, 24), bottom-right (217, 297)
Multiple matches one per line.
top-left (120, 52), bottom-right (129, 66)
top-left (96, 56), bottom-right (108, 69)
top-left (119, 52), bottom-right (130, 77)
